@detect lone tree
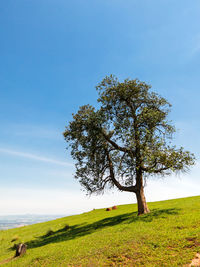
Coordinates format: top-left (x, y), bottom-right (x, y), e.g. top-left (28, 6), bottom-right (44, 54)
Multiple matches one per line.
top-left (64, 75), bottom-right (195, 215)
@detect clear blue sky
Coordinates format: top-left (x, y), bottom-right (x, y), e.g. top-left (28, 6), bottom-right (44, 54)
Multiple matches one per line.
top-left (0, 0), bottom-right (199, 215)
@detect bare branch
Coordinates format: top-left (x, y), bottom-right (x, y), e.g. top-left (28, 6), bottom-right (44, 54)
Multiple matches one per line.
top-left (105, 148), bottom-right (137, 193)
top-left (101, 130), bottom-right (130, 153)
top-left (153, 167), bottom-right (170, 173)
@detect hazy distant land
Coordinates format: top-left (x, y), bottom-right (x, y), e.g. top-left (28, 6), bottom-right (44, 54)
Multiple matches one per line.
top-left (0, 214), bottom-right (64, 230)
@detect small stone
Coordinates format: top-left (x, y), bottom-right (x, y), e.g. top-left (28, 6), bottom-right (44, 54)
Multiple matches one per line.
top-left (15, 243), bottom-right (27, 257)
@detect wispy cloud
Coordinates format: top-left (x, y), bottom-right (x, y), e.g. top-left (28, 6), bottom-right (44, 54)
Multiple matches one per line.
top-left (0, 148), bottom-right (73, 167)
top-left (0, 123), bottom-right (62, 140)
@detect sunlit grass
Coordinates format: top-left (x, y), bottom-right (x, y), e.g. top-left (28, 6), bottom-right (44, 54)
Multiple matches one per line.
top-left (0, 196), bottom-right (200, 266)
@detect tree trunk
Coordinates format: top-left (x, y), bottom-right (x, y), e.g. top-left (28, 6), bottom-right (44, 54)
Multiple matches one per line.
top-left (136, 187), bottom-right (150, 215)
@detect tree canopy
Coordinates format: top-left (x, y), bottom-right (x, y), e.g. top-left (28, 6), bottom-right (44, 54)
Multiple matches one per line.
top-left (64, 75), bottom-right (195, 215)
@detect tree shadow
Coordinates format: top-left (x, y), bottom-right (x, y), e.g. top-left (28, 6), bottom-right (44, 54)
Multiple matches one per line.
top-left (10, 208), bottom-right (179, 250)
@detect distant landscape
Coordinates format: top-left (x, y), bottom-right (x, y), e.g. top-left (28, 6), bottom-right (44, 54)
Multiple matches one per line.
top-left (0, 215), bottom-right (64, 230)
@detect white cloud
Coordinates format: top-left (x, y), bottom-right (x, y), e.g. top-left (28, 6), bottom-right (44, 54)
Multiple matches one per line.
top-left (0, 148), bottom-right (73, 167)
top-left (1, 123), bottom-right (63, 140)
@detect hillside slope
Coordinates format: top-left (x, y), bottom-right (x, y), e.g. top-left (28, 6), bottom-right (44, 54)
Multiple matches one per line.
top-left (0, 196), bottom-right (200, 266)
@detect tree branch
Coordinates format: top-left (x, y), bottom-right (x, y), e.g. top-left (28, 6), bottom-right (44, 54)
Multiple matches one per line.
top-left (142, 163), bottom-right (170, 173)
top-left (153, 167), bottom-right (170, 173)
top-left (101, 176), bottom-right (112, 190)
top-left (101, 130), bottom-right (137, 160)
top-left (141, 159), bottom-right (157, 171)
top-left (101, 130), bottom-right (130, 153)
top-left (105, 149), bottom-right (137, 193)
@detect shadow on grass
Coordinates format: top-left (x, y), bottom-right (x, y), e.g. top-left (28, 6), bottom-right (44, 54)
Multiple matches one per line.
top-left (13, 208), bottom-right (179, 250)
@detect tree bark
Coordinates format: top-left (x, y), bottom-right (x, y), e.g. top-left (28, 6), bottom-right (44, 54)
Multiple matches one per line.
top-left (135, 168), bottom-right (150, 215)
top-left (136, 187), bottom-right (150, 215)
top-left (106, 147), bottom-right (150, 215)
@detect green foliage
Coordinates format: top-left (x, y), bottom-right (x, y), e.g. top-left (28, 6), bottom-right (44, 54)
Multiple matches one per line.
top-left (63, 75), bottom-right (195, 197)
top-left (0, 196), bottom-right (200, 266)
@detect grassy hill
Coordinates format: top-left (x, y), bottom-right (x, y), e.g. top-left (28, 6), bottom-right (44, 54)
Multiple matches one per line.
top-left (0, 196), bottom-right (200, 266)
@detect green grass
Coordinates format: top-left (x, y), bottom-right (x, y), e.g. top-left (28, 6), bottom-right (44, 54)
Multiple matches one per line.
top-left (0, 196), bottom-right (200, 266)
